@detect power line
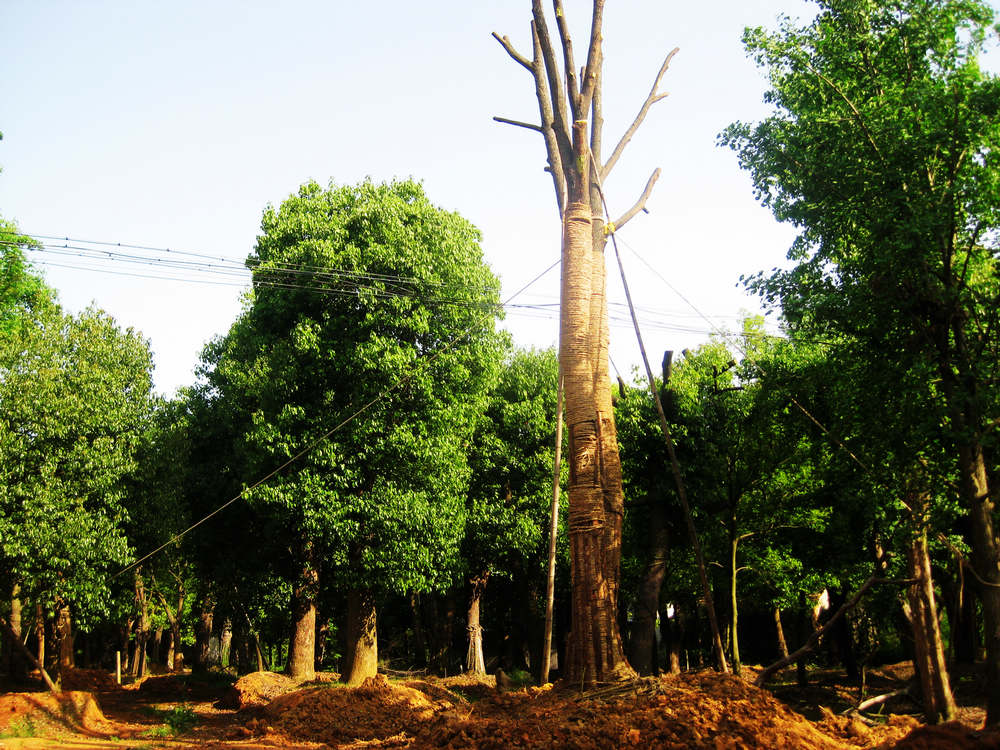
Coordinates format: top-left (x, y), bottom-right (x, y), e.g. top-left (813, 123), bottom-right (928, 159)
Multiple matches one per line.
top-left (116, 257), bottom-right (562, 576)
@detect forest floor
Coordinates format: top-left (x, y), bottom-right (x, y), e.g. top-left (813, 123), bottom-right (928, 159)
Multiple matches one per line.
top-left (0, 662), bottom-right (998, 749)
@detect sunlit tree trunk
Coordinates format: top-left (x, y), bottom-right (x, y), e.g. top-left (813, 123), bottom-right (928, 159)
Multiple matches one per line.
top-left (465, 573), bottom-right (489, 675)
top-left (904, 523), bottom-right (957, 723)
top-left (344, 589), bottom-right (377, 686)
top-left (287, 549), bottom-right (318, 681)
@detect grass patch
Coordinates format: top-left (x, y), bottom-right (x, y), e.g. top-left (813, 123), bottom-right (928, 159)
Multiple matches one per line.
top-left (0, 716), bottom-right (37, 738)
top-left (142, 703), bottom-right (198, 737)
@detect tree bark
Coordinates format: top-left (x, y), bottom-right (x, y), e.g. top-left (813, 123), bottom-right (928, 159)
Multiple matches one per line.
top-left (287, 551), bottom-right (319, 681)
top-left (343, 589), bottom-right (378, 686)
top-left (466, 573), bottom-right (489, 675)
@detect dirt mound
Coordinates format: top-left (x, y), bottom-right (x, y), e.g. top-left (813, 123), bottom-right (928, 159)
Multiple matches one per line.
top-left (0, 691), bottom-right (111, 736)
top-left (218, 670), bottom-right (299, 710)
top-left (59, 667), bottom-right (122, 693)
top-left (263, 674), bottom-right (452, 745)
top-left (884, 721), bottom-right (1000, 749)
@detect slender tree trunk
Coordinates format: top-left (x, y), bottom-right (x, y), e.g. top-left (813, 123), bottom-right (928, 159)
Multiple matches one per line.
top-left (52, 601), bottom-right (74, 675)
top-left (220, 620), bottom-right (232, 668)
top-left (904, 526), bottom-right (957, 723)
top-left (541, 376), bottom-right (564, 684)
top-left (35, 603), bottom-right (45, 669)
top-left (343, 589), bottom-right (377, 686)
top-left (287, 550), bottom-right (319, 681)
top-left (466, 573), bottom-right (489, 675)
top-left (629, 496), bottom-right (668, 675)
top-left (774, 608), bottom-right (789, 659)
top-left (133, 571), bottom-right (149, 678)
top-left (729, 527), bottom-right (742, 675)
top-left (409, 592), bottom-right (427, 668)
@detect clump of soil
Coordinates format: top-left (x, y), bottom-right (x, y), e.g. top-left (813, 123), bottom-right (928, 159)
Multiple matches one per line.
top-left (263, 674), bottom-right (455, 746)
top-left (254, 671), bottom-right (933, 749)
top-left (218, 670), bottom-right (299, 709)
top-left (0, 690), bottom-right (111, 736)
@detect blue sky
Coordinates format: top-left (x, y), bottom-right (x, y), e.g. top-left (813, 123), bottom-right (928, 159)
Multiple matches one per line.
top-left (2, 1), bottom-right (827, 394)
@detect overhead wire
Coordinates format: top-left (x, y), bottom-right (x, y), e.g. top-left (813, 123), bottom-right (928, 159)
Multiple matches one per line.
top-left (3, 235), bottom-right (772, 340)
top-left (115, 256), bottom-right (562, 576)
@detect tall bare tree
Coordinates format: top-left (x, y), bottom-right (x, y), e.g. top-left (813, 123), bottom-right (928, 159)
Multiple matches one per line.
top-left (495, 0), bottom-right (676, 684)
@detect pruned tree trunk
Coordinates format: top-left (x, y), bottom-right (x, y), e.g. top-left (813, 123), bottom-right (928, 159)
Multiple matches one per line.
top-left (495, 0), bottom-right (677, 686)
top-left (287, 550), bottom-right (319, 681)
top-left (466, 572), bottom-right (489, 675)
top-left (343, 589), bottom-right (377, 686)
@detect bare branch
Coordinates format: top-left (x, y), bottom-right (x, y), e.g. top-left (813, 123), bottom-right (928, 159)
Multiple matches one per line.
top-left (531, 21), bottom-right (565, 212)
top-left (578, 0), bottom-right (605, 116)
top-left (603, 47), bottom-right (678, 180)
top-left (552, 0), bottom-right (580, 118)
top-left (611, 168), bottom-right (661, 231)
top-left (492, 32), bottom-right (532, 71)
top-left (494, 116), bottom-right (544, 132)
top-left (531, 0), bottom-right (574, 170)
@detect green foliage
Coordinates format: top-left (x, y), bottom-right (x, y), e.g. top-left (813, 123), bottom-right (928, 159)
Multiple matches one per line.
top-left (464, 347), bottom-right (559, 580)
top-left (204, 178), bottom-right (506, 598)
top-left (0, 298), bottom-right (155, 623)
top-left (0, 219), bottom-right (50, 337)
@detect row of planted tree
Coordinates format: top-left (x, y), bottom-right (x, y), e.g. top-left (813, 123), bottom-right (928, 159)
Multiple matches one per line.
top-left (0, 193), bottom-right (992, 715)
top-left (3, 0), bottom-right (1000, 728)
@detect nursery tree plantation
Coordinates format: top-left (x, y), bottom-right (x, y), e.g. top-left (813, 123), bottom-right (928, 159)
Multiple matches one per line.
top-left (3, 0), bottom-right (1000, 744)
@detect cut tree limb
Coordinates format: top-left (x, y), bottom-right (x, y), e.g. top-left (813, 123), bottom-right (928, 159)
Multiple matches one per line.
top-left (0, 614), bottom-right (58, 693)
top-left (755, 575), bottom-right (890, 687)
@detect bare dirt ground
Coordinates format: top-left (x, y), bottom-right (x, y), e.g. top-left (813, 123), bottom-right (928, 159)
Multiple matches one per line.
top-left (1, 664), bottom-right (998, 749)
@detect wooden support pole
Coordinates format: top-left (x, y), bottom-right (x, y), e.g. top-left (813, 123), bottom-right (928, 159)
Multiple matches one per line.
top-left (541, 373), bottom-right (564, 684)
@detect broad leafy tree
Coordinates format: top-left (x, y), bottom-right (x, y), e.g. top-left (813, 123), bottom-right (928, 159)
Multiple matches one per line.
top-left (724, 0), bottom-right (1000, 720)
top-left (0, 296), bottom-right (154, 675)
top-left (463, 347), bottom-right (559, 674)
top-left (205, 179), bottom-right (505, 682)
